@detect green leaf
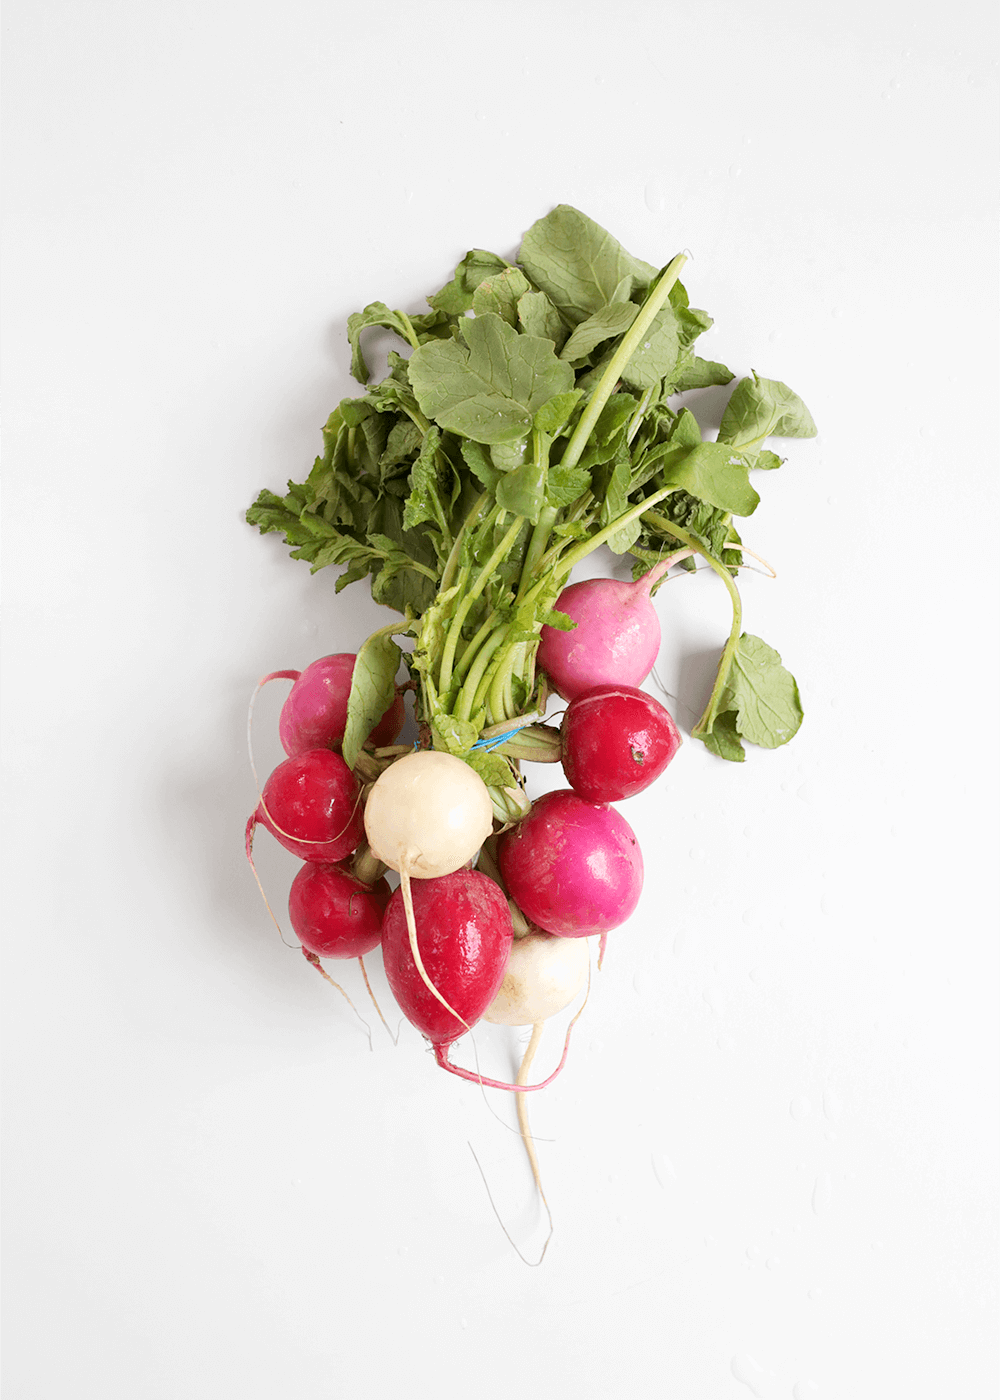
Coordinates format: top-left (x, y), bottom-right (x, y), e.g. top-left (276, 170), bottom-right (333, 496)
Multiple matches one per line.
top-left (428, 249), bottom-right (512, 315)
top-left (517, 205), bottom-right (657, 326)
top-left (346, 303), bottom-right (416, 384)
top-left (472, 267), bottom-right (533, 326)
top-left (540, 608), bottom-right (576, 631)
top-left (465, 748), bottom-right (516, 789)
top-left (402, 425), bottom-right (445, 531)
top-left (342, 629), bottom-right (404, 769)
top-left (546, 461), bottom-right (591, 507)
top-left (718, 373), bottom-right (817, 448)
top-left (460, 438), bottom-right (501, 491)
top-left (655, 441), bottom-right (760, 516)
top-left (495, 456), bottom-right (546, 524)
top-left (408, 313), bottom-right (574, 445)
top-left (517, 291), bottom-right (567, 351)
top-left (672, 356), bottom-right (736, 391)
top-left (701, 709), bottom-right (746, 762)
top-left (753, 450), bottom-right (784, 471)
top-left (431, 713), bottom-right (478, 756)
top-left (708, 634), bottom-right (803, 754)
top-left (533, 390), bottom-right (582, 436)
top-left (559, 302), bottom-right (638, 363)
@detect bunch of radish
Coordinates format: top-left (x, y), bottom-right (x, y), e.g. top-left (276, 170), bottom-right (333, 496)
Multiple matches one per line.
top-left (246, 567), bottom-right (682, 1097)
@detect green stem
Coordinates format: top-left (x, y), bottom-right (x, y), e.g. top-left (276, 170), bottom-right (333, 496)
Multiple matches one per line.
top-left (456, 625), bottom-right (509, 722)
top-left (640, 510), bottom-right (742, 735)
top-left (560, 253), bottom-right (687, 472)
top-left (438, 515), bottom-right (525, 693)
top-left (396, 311), bottom-right (422, 352)
top-left (453, 608), bottom-right (499, 686)
top-left (440, 490), bottom-right (489, 593)
top-left (518, 504), bottom-right (558, 597)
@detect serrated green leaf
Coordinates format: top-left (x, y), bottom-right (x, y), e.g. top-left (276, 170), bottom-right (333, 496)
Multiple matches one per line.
top-left (465, 748), bottom-right (516, 789)
top-left (533, 390), bottom-right (582, 436)
top-left (428, 249), bottom-right (512, 315)
top-left (347, 303), bottom-right (416, 384)
top-left (711, 634), bottom-right (803, 751)
top-left (431, 713), bottom-right (478, 756)
top-left (408, 313), bottom-right (574, 445)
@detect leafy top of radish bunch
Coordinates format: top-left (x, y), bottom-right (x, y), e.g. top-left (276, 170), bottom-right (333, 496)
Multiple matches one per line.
top-left (247, 205), bottom-right (816, 800)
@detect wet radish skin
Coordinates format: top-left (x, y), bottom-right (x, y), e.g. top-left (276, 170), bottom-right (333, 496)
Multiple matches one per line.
top-left (279, 653), bottom-right (405, 756)
top-left (288, 862), bottom-right (390, 958)
top-left (499, 789), bottom-right (643, 937)
top-left (256, 748), bottom-right (364, 862)
top-left (381, 870), bottom-right (513, 1045)
top-left (562, 685), bottom-right (681, 802)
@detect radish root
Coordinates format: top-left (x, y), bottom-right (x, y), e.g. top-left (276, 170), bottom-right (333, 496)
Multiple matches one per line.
top-left (399, 859), bottom-right (472, 1036)
top-left (302, 949), bottom-right (373, 1050)
top-left (357, 954), bottom-right (397, 1044)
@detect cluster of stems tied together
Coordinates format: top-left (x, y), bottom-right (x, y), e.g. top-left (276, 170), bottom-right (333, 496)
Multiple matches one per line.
top-left (416, 255), bottom-right (697, 732)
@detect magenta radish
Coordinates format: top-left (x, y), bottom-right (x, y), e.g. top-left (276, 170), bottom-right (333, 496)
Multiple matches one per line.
top-left (561, 684), bottom-right (681, 802)
top-left (536, 561), bottom-right (672, 700)
top-left (275, 653), bottom-right (405, 756)
top-left (498, 789), bottom-right (643, 937)
top-left (288, 862), bottom-right (390, 959)
top-left (483, 933), bottom-right (589, 1026)
top-left (254, 747), bottom-right (364, 862)
top-left (381, 870), bottom-right (513, 1046)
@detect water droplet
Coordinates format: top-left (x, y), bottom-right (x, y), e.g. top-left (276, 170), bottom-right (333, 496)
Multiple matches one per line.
top-left (433, 1275), bottom-right (445, 1284)
top-left (673, 931), bottom-right (687, 956)
top-left (731, 1353), bottom-right (774, 1397)
top-left (644, 181), bottom-right (666, 213)
top-left (717, 1033), bottom-right (736, 1051)
top-left (766, 1255), bottom-right (781, 1270)
top-left (823, 1089), bottom-right (843, 1123)
top-left (460, 1317), bottom-right (468, 1329)
top-left (729, 163), bottom-right (742, 178)
top-left (768, 329), bottom-right (780, 342)
top-left (793, 1382), bottom-right (820, 1400)
top-left (808, 1287), bottom-right (823, 1300)
top-left (812, 1172), bottom-right (832, 1216)
top-left (398, 1245), bottom-right (409, 1255)
top-left (703, 985), bottom-right (726, 1016)
top-left (632, 969), bottom-right (651, 996)
top-left (747, 1245), bottom-right (761, 1259)
top-left (651, 1151), bottom-right (676, 1186)
top-left (790, 1095), bottom-right (812, 1121)
top-left (796, 780), bottom-right (818, 804)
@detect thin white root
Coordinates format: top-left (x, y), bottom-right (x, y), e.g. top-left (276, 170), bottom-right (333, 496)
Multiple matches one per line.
top-left (302, 951), bottom-right (373, 1050)
top-left (357, 955), bottom-right (397, 1044)
top-left (516, 1023), bottom-right (551, 1213)
top-left (726, 542), bottom-right (776, 577)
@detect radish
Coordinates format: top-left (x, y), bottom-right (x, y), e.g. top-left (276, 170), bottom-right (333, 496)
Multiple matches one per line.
top-left (536, 560), bottom-right (674, 701)
top-left (561, 684), bottom-right (681, 802)
top-left (381, 869), bottom-right (512, 1046)
top-left (363, 749), bottom-right (494, 879)
top-left (288, 862), bottom-right (390, 959)
top-left (272, 653), bottom-right (405, 756)
top-left (498, 789), bottom-right (643, 937)
top-left (254, 747), bottom-right (364, 862)
top-left (483, 933), bottom-right (589, 1026)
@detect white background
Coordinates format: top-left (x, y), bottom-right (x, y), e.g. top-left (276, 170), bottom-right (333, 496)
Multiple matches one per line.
top-left (3, 3), bottom-right (998, 1397)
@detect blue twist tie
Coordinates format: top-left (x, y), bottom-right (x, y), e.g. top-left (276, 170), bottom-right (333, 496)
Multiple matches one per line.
top-left (470, 719), bottom-right (536, 753)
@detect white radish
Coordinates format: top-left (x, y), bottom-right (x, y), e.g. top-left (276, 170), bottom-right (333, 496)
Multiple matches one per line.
top-left (364, 749), bottom-right (493, 877)
top-left (483, 933), bottom-right (590, 1027)
top-left (363, 749), bottom-right (495, 1031)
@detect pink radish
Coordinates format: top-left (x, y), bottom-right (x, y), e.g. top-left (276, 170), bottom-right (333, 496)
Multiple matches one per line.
top-left (253, 747), bottom-right (364, 862)
top-left (274, 653), bottom-right (405, 756)
top-left (561, 684), bottom-right (681, 802)
top-left (288, 862), bottom-right (390, 959)
top-left (536, 560), bottom-right (673, 700)
top-left (498, 789), bottom-right (643, 937)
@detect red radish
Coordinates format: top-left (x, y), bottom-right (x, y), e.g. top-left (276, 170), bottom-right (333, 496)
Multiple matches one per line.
top-left (536, 561), bottom-right (671, 700)
top-left (381, 870), bottom-right (513, 1046)
top-left (254, 747), bottom-right (364, 862)
top-left (499, 789), bottom-right (643, 937)
top-left (561, 684), bottom-right (681, 802)
top-left (288, 862), bottom-right (390, 959)
top-left (276, 653), bottom-right (405, 756)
